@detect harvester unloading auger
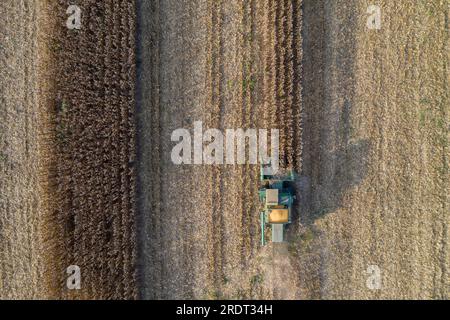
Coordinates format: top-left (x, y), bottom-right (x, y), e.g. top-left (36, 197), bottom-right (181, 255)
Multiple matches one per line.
top-left (259, 164), bottom-right (296, 246)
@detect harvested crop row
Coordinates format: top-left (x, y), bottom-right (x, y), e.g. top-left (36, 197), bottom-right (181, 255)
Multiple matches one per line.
top-left (137, 0), bottom-right (214, 299)
top-left (47, 0), bottom-right (138, 299)
top-left (0, 0), bottom-right (53, 299)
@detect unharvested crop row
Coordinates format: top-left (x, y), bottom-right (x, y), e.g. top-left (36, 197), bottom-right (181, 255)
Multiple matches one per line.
top-left (269, 0), bottom-right (303, 171)
top-left (46, 0), bottom-right (138, 299)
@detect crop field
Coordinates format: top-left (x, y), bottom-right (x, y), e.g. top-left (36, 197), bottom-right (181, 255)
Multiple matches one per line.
top-left (1, 0), bottom-right (138, 300)
top-left (0, 0), bottom-right (448, 300)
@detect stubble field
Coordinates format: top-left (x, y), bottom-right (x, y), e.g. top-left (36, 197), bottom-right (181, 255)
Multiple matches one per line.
top-left (0, 0), bottom-right (54, 299)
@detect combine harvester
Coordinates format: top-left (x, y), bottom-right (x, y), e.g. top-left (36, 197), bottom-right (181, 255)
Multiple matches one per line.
top-left (259, 164), bottom-right (296, 246)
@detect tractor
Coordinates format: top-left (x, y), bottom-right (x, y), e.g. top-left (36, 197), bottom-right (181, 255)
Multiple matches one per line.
top-left (259, 164), bottom-right (296, 246)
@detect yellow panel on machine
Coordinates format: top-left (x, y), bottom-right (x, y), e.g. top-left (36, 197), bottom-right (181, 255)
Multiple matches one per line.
top-left (268, 209), bottom-right (289, 224)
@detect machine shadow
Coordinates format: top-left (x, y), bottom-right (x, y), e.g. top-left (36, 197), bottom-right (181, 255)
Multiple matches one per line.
top-left (292, 138), bottom-right (371, 225)
top-left (290, 0), bottom-right (371, 228)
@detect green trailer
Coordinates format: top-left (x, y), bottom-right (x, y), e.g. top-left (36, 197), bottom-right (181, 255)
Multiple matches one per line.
top-left (259, 164), bottom-right (296, 245)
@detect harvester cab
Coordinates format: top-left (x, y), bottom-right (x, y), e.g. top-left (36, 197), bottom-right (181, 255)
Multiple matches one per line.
top-left (259, 164), bottom-right (296, 246)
